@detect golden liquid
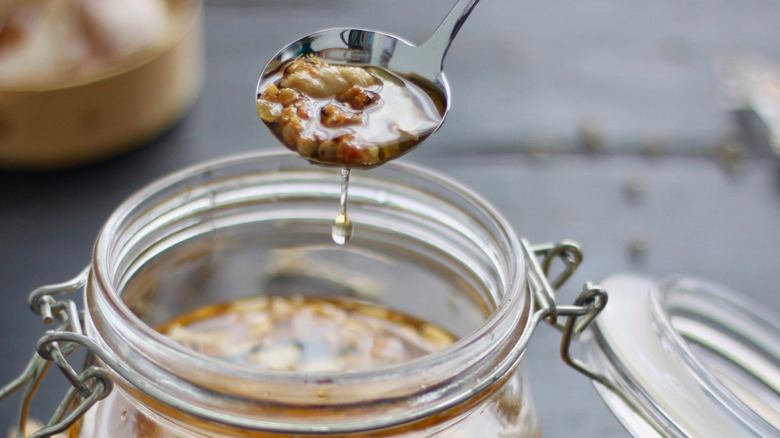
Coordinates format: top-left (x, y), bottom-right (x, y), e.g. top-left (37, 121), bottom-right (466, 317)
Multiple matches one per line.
top-left (331, 211), bottom-right (353, 246)
top-left (75, 296), bottom-right (539, 437)
top-left (258, 58), bottom-right (446, 244)
top-left (157, 295), bottom-right (457, 372)
top-left (257, 61), bottom-right (446, 169)
top-left (332, 167), bottom-right (354, 245)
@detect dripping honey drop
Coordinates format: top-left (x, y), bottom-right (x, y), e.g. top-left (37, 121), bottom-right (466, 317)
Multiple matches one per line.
top-left (332, 168), bottom-right (353, 245)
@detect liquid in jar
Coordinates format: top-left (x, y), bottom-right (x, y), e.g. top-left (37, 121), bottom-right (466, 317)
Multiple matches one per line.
top-left (75, 294), bottom-right (538, 437)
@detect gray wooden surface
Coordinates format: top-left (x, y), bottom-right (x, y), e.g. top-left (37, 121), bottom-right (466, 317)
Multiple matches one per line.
top-left (2, 1), bottom-right (780, 436)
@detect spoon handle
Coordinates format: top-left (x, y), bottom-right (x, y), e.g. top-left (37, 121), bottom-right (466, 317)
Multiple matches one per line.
top-left (420, 0), bottom-right (482, 71)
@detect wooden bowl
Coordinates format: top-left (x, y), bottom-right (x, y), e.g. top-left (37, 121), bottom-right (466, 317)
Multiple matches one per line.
top-left (0, 0), bottom-right (204, 170)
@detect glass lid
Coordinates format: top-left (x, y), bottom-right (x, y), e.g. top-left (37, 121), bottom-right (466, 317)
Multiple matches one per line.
top-left (583, 274), bottom-right (780, 438)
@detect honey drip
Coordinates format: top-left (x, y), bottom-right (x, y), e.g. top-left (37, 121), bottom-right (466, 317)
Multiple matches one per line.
top-left (331, 167), bottom-right (353, 245)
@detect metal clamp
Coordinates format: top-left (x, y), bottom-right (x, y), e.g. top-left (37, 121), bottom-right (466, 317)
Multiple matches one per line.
top-left (521, 239), bottom-right (611, 384)
top-left (0, 267), bottom-right (113, 438)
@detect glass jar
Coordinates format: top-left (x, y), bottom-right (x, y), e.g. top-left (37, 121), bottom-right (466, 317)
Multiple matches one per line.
top-left (7, 152), bottom-right (594, 437)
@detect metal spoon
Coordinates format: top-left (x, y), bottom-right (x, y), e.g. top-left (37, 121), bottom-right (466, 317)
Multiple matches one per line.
top-left (256, 0), bottom-right (481, 168)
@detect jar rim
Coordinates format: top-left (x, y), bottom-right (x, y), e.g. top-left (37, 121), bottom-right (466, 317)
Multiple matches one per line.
top-left (590, 274), bottom-right (780, 438)
top-left (88, 151), bottom-right (534, 431)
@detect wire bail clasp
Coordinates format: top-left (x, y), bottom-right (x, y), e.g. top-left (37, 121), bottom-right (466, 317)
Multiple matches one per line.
top-left (0, 267), bottom-right (113, 438)
top-left (521, 239), bottom-right (610, 383)
top-left (521, 238), bottom-right (584, 326)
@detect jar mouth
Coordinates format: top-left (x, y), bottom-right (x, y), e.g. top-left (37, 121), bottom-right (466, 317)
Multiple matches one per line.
top-left (88, 151), bottom-right (532, 431)
top-left (589, 274), bottom-right (780, 438)
top-left (653, 276), bottom-right (780, 435)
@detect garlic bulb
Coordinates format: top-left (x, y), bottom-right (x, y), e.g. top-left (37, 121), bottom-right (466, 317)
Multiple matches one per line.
top-left (0, 0), bottom-right (169, 87)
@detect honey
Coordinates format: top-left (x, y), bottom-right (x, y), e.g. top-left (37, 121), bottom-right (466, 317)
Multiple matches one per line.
top-left (75, 295), bottom-right (537, 438)
top-left (257, 56), bottom-right (447, 244)
top-left (256, 56), bottom-right (446, 169)
top-left (332, 167), bottom-right (354, 245)
top-left (156, 295), bottom-right (457, 372)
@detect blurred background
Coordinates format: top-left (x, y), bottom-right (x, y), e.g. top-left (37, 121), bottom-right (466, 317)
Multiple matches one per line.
top-left (1, 0), bottom-right (780, 436)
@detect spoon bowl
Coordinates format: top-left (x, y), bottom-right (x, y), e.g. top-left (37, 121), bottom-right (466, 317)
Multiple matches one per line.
top-left (256, 0), bottom-right (480, 168)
